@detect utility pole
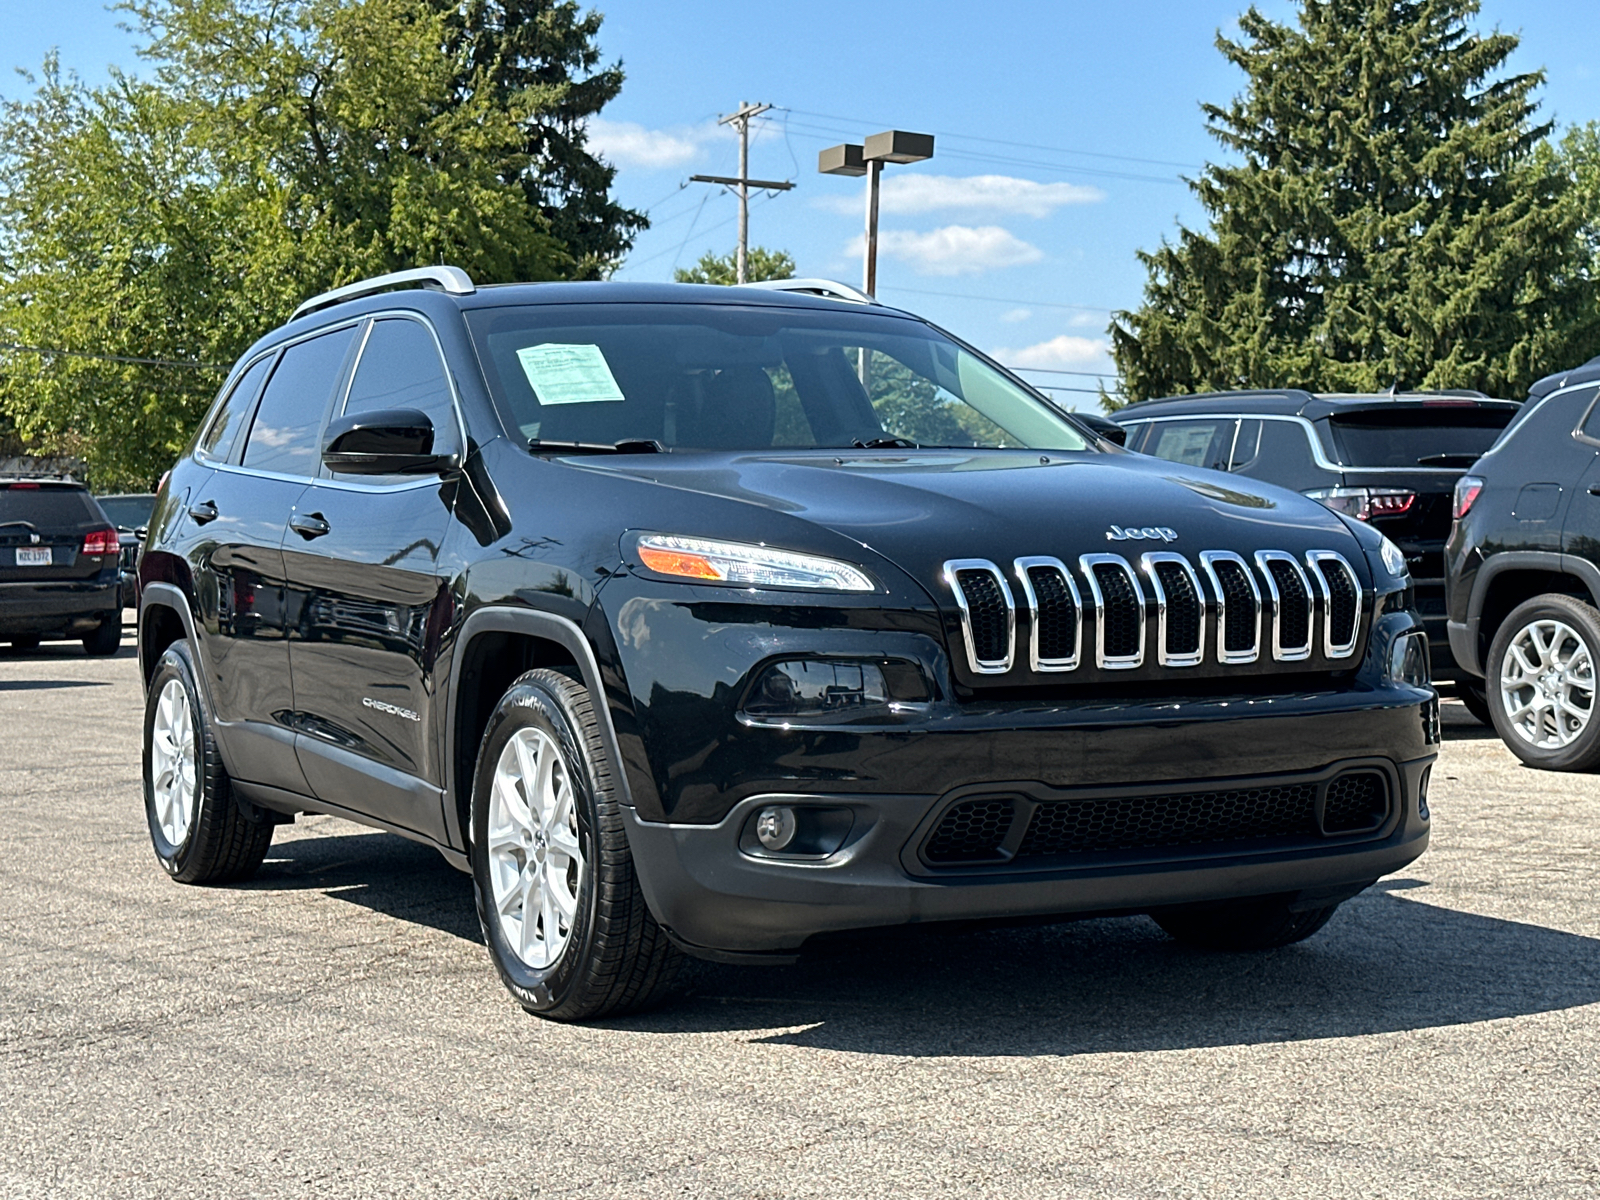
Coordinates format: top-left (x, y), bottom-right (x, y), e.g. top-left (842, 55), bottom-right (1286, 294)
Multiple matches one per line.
top-left (686, 102), bottom-right (796, 285)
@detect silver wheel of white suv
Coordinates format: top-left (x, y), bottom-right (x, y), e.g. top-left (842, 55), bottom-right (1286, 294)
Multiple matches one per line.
top-left (487, 726), bottom-right (587, 970)
top-left (1499, 617), bottom-right (1595, 749)
top-left (149, 678), bottom-right (197, 847)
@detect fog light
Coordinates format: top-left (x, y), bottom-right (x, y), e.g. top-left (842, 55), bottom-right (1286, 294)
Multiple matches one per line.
top-left (755, 806), bottom-right (797, 851)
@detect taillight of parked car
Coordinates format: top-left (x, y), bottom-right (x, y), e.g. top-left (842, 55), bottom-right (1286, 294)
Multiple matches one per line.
top-left (81, 528), bottom-right (120, 556)
top-left (1304, 486), bottom-right (1417, 521)
top-left (1453, 475), bottom-right (1484, 521)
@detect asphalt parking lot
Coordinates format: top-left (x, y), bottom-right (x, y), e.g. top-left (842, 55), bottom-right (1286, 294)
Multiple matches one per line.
top-left (2, 634), bottom-right (1597, 1199)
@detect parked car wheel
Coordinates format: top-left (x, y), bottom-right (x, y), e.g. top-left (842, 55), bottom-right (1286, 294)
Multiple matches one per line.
top-left (470, 668), bottom-right (682, 1021)
top-left (8, 635), bottom-right (40, 651)
top-left (1487, 595), bottom-right (1600, 771)
top-left (1151, 894), bottom-right (1341, 950)
top-left (82, 616), bottom-right (121, 656)
top-left (1457, 680), bottom-right (1493, 726)
top-left (142, 641), bottom-right (274, 883)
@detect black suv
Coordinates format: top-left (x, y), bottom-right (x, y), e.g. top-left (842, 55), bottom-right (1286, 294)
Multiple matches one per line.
top-left (1, 477), bottom-right (124, 654)
top-left (1446, 355), bottom-right (1600, 769)
top-left (1115, 391), bottom-right (1518, 700)
top-left (137, 268), bottom-right (1436, 1020)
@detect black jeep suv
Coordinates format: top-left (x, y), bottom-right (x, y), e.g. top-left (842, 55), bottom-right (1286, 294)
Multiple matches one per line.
top-left (137, 269), bottom-right (1436, 1020)
top-left (1115, 391), bottom-right (1519, 703)
top-left (1, 477), bottom-right (124, 654)
top-left (1446, 354), bottom-right (1600, 769)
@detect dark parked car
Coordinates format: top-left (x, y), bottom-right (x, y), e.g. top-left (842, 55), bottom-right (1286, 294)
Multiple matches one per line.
top-left (1445, 355), bottom-right (1600, 768)
top-left (1, 476), bottom-right (124, 654)
top-left (95, 492), bottom-right (156, 611)
top-left (137, 268), bottom-right (1436, 1021)
top-left (1114, 391), bottom-right (1518, 704)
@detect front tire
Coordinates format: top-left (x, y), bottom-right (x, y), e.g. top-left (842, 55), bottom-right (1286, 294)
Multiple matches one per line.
top-left (142, 641), bottom-right (273, 883)
top-left (1487, 594), bottom-right (1600, 771)
top-left (470, 669), bottom-right (682, 1021)
top-left (1151, 894), bottom-right (1341, 950)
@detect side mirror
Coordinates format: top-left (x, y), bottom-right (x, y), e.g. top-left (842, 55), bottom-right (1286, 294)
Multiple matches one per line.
top-left (322, 408), bottom-right (455, 475)
top-left (1072, 412), bottom-right (1128, 446)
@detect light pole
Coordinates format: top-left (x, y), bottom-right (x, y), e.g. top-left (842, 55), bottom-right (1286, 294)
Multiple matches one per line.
top-left (819, 130), bottom-right (934, 298)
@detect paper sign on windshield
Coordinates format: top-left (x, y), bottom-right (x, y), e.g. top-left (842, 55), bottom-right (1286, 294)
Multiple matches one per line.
top-left (515, 343), bottom-right (626, 406)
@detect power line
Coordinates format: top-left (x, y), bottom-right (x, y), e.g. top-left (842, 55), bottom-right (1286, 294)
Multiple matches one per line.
top-left (1006, 365), bottom-right (1119, 379)
top-left (0, 341), bottom-right (225, 370)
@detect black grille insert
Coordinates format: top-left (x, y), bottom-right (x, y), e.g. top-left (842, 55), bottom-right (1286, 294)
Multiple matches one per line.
top-left (1264, 559), bottom-right (1312, 654)
top-left (1092, 563), bottom-right (1142, 659)
top-left (1321, 562), bottom-right (1359, 649)
top-left (1322, 770), bottom-right (1389, 833)
top-left (1212, 558), bottom-right (1258, 655)
top-left (955, 569), bottom-right (1010, 665)
top-left (923, 797), bottom-right (1016, 861)
top-left (1153, 560), bottom-right (1202, 657)
top-left (1027, 565), bottom-right (1079, 663)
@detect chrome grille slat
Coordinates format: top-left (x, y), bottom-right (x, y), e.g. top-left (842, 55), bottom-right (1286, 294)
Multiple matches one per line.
top-left (1198, 551), bottom-right (1262, 664)
top-left (1013, 556), bottom-right (1082, 672)
top-left (1079, 553), bottom-right (1146, 669)
top-left (1305, 550), bottom-right (1361, 659)
top-left (1140, 552), bottom-right (1205, 668)
top-left (1254, 551), bottom-right (1314, 662)
top-left (943, 559), bottom-right (1015, 674)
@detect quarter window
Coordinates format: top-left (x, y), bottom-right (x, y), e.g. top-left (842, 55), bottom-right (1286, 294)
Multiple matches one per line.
top-left (340, 319), bottom-right (459, 458)
top-left (199, 355), bottom-right (273, 462)
top-left (241, 326), bottom-right (358, 477)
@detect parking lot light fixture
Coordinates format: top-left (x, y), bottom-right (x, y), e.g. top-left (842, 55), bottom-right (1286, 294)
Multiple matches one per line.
top-left (820, 131), bottom-right (934, 299)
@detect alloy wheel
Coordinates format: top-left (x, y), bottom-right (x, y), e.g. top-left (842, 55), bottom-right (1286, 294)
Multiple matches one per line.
top-left (1499, 618), bottom-right (1596, 749)
top-left (150, 678), bottom-right (197, 846)
top-left (486, 727), bottom-right (586, 970)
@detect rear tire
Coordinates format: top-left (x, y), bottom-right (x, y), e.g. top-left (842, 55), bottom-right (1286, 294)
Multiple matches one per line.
top-left (142, 640), bottom-right (273, 883)
top-left (1486, 594), bottom-right (1600, 771)
top-left (1457, 680), bottom-right (1492, 726)
top-left (9, 635), bottom-right (40, 651)
top-left (1151, 894), bottom-right (1341, 950)
top-left (470, 668), bottom-right (682, 1021)
top-left (82, 617), bottom-right (121, 656)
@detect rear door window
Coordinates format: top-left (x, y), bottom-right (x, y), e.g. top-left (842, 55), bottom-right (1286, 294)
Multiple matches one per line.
top-left (199, 354), bottom-right (274, 462)
top-left (1144, 419), bottom-right (1236, 470)
top-left (241, 327), bottom-right (358, 477)
top-left (1326, 407), bottom-right (1514, 468)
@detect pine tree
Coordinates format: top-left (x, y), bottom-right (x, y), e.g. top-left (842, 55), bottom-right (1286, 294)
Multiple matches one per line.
top-left (1111, 0), bottom-right (1598, 405)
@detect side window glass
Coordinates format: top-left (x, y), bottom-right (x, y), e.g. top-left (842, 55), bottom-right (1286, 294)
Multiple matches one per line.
top-left (1236, 420), bottom-right (1318, 488)
top-left (242, 326), bottom-right (357, 476)
top-left (1578, 389), bottom-right (1600, 442)
top-left (1228, 419), bottom-right (1262, 470)
top-left (1146, 419), bottom-right (1235, 470)
top-left (199, 355), bottom-right (273, 462)
top-left (339, 319), bottom-right (460, 458)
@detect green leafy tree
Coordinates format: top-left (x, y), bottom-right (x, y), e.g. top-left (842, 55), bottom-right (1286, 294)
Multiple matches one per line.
top-left (674, 247), bottom-right (796, 286)
top-left (1111, 0), bottom-right (1598, 405)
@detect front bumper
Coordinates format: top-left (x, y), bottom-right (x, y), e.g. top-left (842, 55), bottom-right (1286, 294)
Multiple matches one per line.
top-left (622, 704), bottom-right (1436, 957)
top-left (0, 578), bottom-right (120, 638)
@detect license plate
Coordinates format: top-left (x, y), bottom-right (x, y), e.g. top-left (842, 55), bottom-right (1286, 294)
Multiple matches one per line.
top-left (15, 547), bottom-right (52, 567)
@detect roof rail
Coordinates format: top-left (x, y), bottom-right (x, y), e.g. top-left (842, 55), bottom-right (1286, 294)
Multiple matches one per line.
top-left (291, 265), bottom-right (476, 321)
top-left (739, 278), bottom-right (878, 305)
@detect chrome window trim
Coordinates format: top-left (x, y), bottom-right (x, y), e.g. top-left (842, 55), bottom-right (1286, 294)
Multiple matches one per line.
top-left (1305, 550), bottom-right (1362, 659)
top-left (942, 558), bottom-right (1015, 675)
top-left (1078, 553), bottom-right (1146, 670)
top-left (1012, 556), bottom-right (1082, 672)
top-left (1139, 551), bottom-right (1205, 668)
top-left (204, 460), bottom-right (443, 494)
top-left (1254, 550), bottom-right (1314, 662)
top-left (1565, 383), bottom-right (1600, 448)
top-left (1198, 550), bottom-right (1261, 664)
top-left (194, 350), bottom-right (279, 466)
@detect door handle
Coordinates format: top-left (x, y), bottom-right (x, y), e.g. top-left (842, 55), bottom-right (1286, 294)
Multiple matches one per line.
top-left (290, 513), bottom-right (330, 540)
top-left (1588, 487), bottom-right (1600, 497)
top-left (188, 500), bottom-right (219, 525)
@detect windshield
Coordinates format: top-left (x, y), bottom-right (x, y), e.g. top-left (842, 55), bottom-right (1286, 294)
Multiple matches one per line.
top-left (1325, 407), bottom-right (1514, 468)
top-left (466, 303), bottom-right (1091, 452)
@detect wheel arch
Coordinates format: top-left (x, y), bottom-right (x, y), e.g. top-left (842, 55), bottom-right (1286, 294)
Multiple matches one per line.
top-left (446, 607), bottom-right (634, 852)
top-left (1468, 553), bottom-right (1599, 674)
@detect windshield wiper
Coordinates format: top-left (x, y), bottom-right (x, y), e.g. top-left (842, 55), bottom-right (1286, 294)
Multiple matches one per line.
top-left (528, 438), bottom-right (664, 455)
top-left (850, 436), bottom-right (920, 450)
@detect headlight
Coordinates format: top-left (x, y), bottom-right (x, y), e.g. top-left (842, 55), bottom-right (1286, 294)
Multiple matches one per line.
top-left (635, 534), bottom-right (875, 592)
top-left (1378, 535), bottom-right (1408, 579)
top-left (1388, 630), bottom-right (1430, 688)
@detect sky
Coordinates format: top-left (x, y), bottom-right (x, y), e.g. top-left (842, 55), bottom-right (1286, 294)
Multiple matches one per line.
top-left (5, 0), bottom-right (1599, 406)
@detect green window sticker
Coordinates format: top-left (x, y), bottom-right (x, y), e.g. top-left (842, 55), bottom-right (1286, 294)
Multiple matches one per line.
top-left (515, 343), bottom-right (626, 406)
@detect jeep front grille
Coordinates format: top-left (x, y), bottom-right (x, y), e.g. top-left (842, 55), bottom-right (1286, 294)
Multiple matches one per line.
top-left (943, 549), bottom-right (1364, 676)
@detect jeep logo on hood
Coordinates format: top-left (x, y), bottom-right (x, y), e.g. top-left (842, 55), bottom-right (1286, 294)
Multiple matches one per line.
top-left (1106, 525), bottom-right (1178, 543)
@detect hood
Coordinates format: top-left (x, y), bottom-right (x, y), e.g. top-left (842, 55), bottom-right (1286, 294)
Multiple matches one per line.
top-left (578, 448), bottom-right (1367, 584)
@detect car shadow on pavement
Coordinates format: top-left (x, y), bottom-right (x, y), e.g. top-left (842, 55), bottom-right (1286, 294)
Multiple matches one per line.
top-left (0, 678), bottom-right (110, 690)
top-left (249, 830), bottom-right (483, 944)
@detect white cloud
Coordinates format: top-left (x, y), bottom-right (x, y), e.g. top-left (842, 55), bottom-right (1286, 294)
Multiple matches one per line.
top-left (1001, 307), bottom-right (1033, 323)
top-left (992, 334), bottom-right (1112, 370)
top-left (1068, 310), bottom-right (1106, 328)
top-left (820, 174), bottom-right (1104, 218)
top-left (586, 118), bottom-right (706, 170)
top-left (849, 225), bottom-right (1043, 276)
